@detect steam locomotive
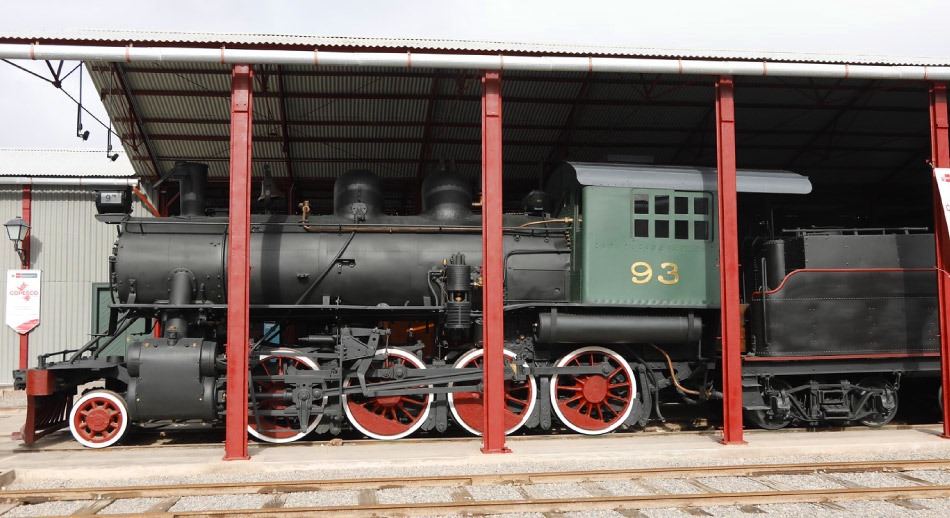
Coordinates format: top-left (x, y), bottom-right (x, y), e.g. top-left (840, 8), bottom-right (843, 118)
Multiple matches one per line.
top-left (14, 161), bottom-right (943, 447)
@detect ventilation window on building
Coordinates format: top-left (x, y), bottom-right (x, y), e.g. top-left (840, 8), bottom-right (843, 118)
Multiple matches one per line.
top-left (694, 197), bottom-right (709, 215)
top-left (634, 194), bottom-right (649, 214)
top-left (634, 219), bottom-right (650, 237)
top-left (694, 221), bottom-right (709, 240)
top-left (655, 219), bottom-right (669, 238)
top-left (675, 196), bottom-right (689, 214)
top-left (654, 195), bottom-right (669, 215)
top-left (675, 220), bottom-right (689, 240)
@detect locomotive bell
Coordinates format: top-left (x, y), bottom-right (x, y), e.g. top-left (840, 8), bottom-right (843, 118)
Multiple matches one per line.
top-left (257, 165), bottom-right (285, 202)
top-left (522, 190), bottom-right (550, 215)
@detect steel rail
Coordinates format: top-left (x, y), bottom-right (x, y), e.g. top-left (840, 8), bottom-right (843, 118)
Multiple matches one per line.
top-left (103, 485), bottom-right (950, 517)
top-left (4, 458), bottom-right (950, 503)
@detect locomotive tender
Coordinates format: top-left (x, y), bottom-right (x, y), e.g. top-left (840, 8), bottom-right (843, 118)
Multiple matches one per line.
top-left (14, 161), bottom-right (943, 447)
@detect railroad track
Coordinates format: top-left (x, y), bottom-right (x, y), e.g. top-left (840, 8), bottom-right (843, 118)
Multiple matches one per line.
top-left (2, 459), bottom-right (950, 517)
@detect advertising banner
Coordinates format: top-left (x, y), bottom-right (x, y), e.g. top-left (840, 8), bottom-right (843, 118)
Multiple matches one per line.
top-left (935, 168), bottom-right (950, 238)
top-left (5, 269), bottom-right (40, 334)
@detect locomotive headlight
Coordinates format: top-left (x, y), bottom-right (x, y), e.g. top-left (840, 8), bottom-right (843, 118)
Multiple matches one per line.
top-left (95, 187), bottom-right (133, 215)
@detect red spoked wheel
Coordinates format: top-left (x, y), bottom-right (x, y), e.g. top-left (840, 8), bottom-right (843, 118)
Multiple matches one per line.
top-left (343, 348), bottom-right (432, 440)
top-left (550, 346), bottom-right (636, 435)
top-left (69, 390), bottom-right (129, 448)
top-left (248, 348), bottom-right (324, 444)
top-left (448, 348), bottom-right (537, 436)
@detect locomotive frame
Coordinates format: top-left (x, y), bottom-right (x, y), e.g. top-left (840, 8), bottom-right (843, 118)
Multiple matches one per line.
top-left (16, 157), bottom-right (944, 449)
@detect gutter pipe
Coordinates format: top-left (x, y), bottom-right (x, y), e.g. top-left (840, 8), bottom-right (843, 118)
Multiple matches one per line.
top-left (0, 43), bottom-right (948, 81)
top-left (0, 177), bottom-right (138, 187)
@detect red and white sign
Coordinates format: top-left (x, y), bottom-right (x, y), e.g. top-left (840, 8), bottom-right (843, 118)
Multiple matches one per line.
top-left (6, 270), bottom-right (40, 334)
top-left (936, 169), bottom-right (950, 238)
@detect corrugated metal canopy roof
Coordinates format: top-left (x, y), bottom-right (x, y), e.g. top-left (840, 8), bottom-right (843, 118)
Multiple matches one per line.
top-left (0, 148), bottom-right (135, 177)
top-left (0, 30), bottom-right (935, 222)
top-left (6, 29), bottom-right (950, 66)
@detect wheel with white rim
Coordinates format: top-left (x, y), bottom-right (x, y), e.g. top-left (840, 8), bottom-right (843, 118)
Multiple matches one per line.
top-left (248, 348), bottom-right (324, 443)
top-left (448, 348), bottom-right (537, 436)
top-left (343, 348), bottom-right (432, 440)
top-left (69, 389), bottom-right (129, 448)
top-left (550, 346), bottom-right (636, 435)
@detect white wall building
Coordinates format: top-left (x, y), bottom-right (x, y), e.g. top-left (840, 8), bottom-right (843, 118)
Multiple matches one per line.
top-left (0, 149), bottom-right (149, 385)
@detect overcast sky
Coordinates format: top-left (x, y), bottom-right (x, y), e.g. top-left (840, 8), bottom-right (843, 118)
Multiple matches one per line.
top-left (1, 0), bottom-right (947, 151)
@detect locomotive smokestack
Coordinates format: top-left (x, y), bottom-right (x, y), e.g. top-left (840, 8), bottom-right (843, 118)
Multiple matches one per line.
top-left (177, 162), bottom-right (208, 217)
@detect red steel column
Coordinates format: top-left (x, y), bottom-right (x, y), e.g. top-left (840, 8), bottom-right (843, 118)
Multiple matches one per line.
top-left (715, 77), bottom-right (745, 444)
top-left (929, 84), bottom-right (950, 438)
top-left (224, 64), bottom-right (254, 461)
top-left (481, 71), bottom-right (509, 453)
top-left (18, 185), bottom-right (31, 369)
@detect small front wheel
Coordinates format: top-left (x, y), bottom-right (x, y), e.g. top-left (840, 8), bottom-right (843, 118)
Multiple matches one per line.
top-left (69, 390), bottom-right (130, 448)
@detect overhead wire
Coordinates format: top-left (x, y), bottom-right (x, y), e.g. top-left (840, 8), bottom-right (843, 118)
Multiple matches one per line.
top-left (2, 59), bottom-right (124, 141)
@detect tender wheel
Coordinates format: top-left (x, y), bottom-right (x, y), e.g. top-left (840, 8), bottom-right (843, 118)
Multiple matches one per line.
top-left (69, 390), bottom-right (129, 448)
top-left (448, 348), bottom-right (537, 436)
top-left (550, 346), bottom-right (636, 435)
top-left (854, 377), bottom-right (898, 427)
top-left (343, 348), bottom-right (433, 440)
top-left (745, 378), bottom-right (793, 430)
top-left (248, 348), bottom-right (324, 443)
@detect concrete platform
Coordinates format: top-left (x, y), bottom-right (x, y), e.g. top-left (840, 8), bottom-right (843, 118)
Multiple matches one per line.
top-left (1, 406), bottom-right (948, 485)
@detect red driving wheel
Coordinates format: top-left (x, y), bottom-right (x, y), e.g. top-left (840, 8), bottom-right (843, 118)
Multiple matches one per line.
top-left (448, 348), bottom-right (536, 436)
top-left (550, 346), bottom-right (636, 435)
top-left (343, 348), bottom-right (432, 440)
top-left (248, 348), bottom-right (323, 443)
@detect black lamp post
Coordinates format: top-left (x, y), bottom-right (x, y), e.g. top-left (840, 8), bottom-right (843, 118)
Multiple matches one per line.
top-left (4, 217), bottom-right (30, 267)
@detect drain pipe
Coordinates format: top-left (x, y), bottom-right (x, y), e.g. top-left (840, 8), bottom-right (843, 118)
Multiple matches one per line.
top-left (0, 43), bottom-right (948, 81)
top-left (0, 177), bottom-right (138, 187)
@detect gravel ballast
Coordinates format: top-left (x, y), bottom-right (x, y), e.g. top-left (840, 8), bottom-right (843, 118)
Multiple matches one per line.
top-left (4, 500), bottom-right (91, 517)
top-left (281, 489), bottom-right (359, 507)
top-left (98, 497), bottom-right (166, 515)
top-left (167, 494), bottom-right (271, 512)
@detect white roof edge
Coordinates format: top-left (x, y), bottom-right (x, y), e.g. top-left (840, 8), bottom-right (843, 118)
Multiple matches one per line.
top-left (3, 29), bottom-right (949, 67)
top-left (567, 162), bottom-right (813, 195)
top-left (0, 149), bottom-right (137, 178)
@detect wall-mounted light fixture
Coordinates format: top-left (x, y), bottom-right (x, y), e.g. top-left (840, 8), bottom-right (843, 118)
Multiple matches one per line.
top-left (4, 217), bottom-right (30, 267)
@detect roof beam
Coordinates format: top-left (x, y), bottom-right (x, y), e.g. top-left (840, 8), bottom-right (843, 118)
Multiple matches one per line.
top-left (415, 75), bottom-right (441, 211)
top-left (120, 116), bottom-right (928, 139)
top-left (134, 133), bottom-right (923, 153)
top-left (88, 65), bottom-right (925, 92)
top-left (133, 155), bottom-right (918, 173)
top-left (276, 65), bottom-right (295, 188)
top-left (99, 88), bottom-right (921, 112)
top-left (782, 80), bottom-right (879, 167)
top-left (544, 71), bottom-right (593, 167)
top-left (111, 63), bottom-right (163, 178)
